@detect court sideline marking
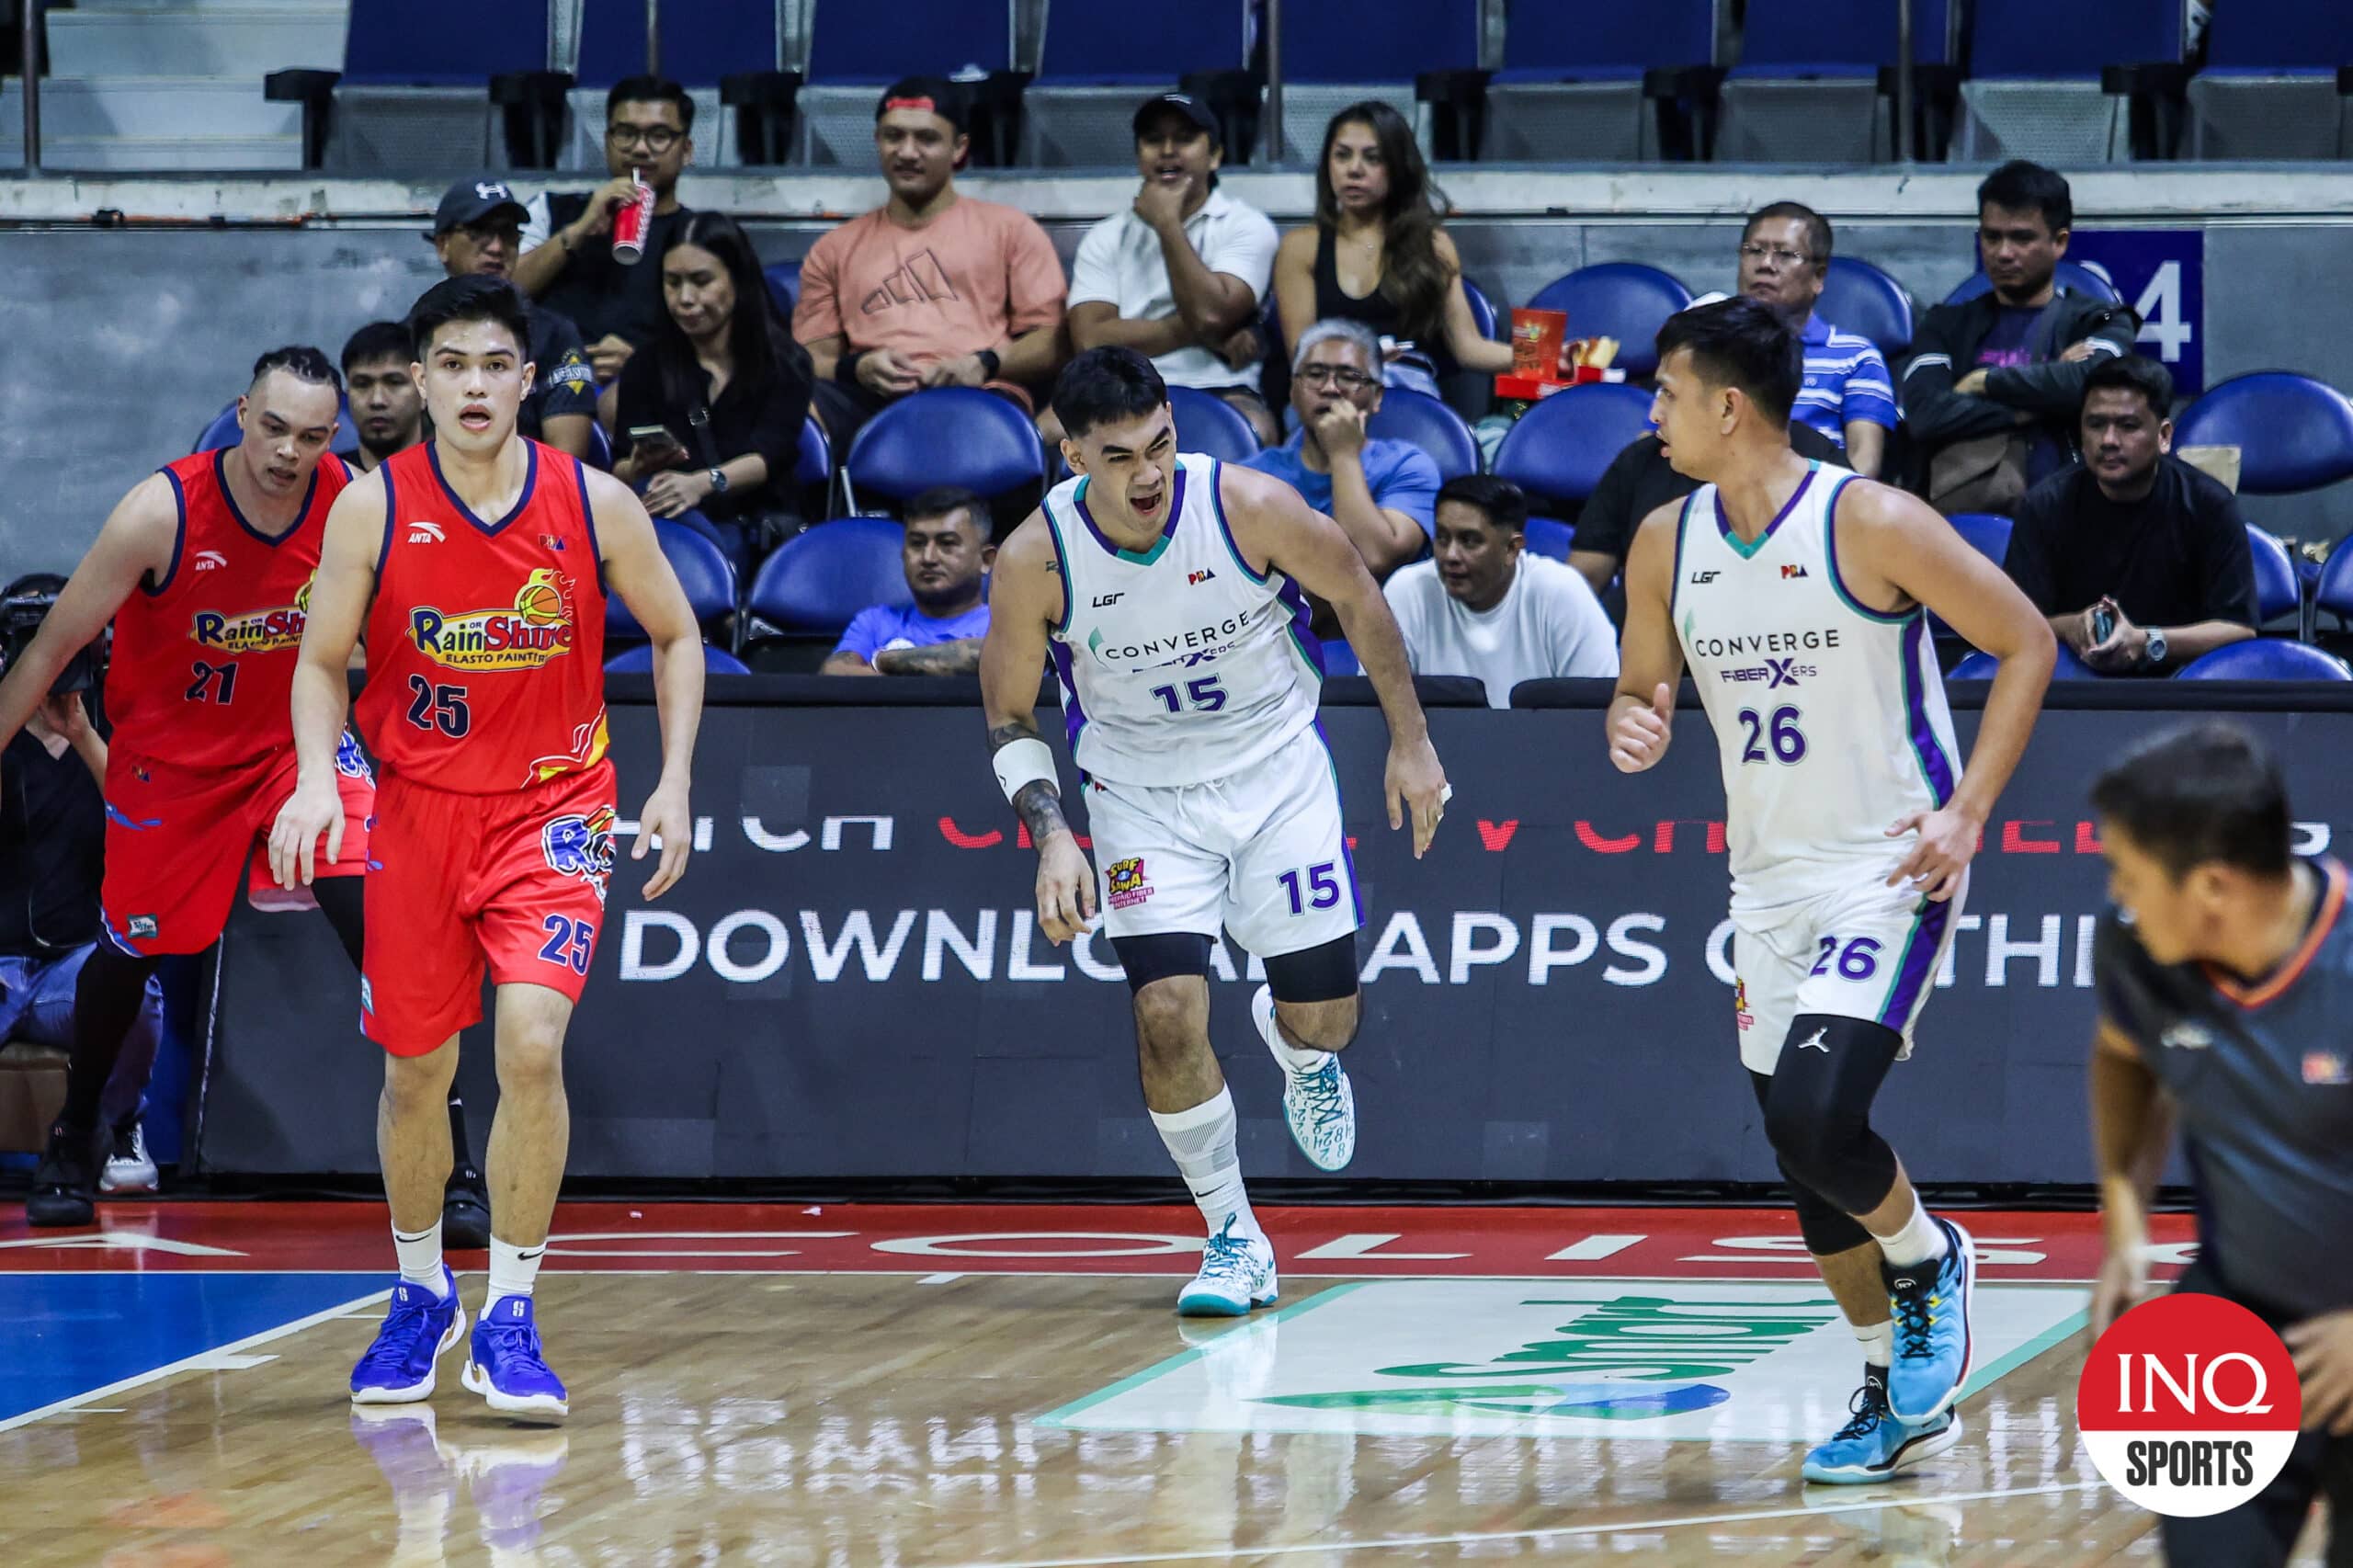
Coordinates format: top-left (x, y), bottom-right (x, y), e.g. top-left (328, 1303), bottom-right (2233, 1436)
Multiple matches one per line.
top-left (940, 1482), bottom-right (2107, 1567)
top-left (0, 1285), bottom-right (388, 1435)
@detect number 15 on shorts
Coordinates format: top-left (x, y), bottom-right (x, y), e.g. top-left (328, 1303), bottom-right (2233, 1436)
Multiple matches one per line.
top-left (1279, 862), bottom-right (1342, 915)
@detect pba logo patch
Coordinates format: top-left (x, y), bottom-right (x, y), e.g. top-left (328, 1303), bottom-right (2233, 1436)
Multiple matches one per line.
top-left (1106, 857), bottom-right (1151, 910)
top-left (410, 568), bottom-right (578, 672)
top-left (541, 805), bottom-right (617, 904)
top-left (2076, 1293), bottom-right (2301, 1517)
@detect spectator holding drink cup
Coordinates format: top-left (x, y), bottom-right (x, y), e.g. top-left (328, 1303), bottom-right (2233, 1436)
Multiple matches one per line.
top-left (516, 75), bottom-right (697, 385)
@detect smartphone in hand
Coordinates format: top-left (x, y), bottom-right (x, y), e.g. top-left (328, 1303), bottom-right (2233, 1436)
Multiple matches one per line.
top-left (628, 425), bottom-right (688, 469)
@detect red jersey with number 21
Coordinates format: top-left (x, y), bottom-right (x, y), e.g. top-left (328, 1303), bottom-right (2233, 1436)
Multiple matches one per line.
top-left (108, 449), bottom-right (353, 768)
top-left (356, 440), bottom-right (608, 794)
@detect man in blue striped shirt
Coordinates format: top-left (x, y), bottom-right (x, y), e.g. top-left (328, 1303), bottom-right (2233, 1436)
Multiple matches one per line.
top-left (1738, 203), bottom-right (1898, 479)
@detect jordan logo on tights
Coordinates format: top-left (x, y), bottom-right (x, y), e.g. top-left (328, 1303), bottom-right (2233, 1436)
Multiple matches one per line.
top-left (1797, 1028), bottom-right (1829, 1053)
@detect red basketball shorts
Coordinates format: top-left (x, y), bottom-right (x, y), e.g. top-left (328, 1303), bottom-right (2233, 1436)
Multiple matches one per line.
top-left (360, 760), bottom-right (617, 1055)
top-left (101, 737), bottom-right (373, 957)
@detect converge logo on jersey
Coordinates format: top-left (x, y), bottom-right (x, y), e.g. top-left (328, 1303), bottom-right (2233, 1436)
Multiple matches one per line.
top-left (2077, 1294), bottom-right (2301, 1517)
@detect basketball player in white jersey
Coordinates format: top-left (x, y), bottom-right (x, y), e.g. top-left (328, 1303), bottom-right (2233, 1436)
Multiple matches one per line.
top-left (982, 347), bottom-right (1448, 1315)
top-left (1610, 299), bottom-right (2056, 1483)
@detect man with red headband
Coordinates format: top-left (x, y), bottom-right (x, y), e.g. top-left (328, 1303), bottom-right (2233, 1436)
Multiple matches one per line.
top-left (793, 75), bottom-right (1067, 447)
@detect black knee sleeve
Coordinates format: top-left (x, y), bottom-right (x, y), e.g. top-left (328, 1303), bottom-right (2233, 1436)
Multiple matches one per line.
top-left (62, 942), bottom-right (165, 1135)
top-left (1112, 932), bottom-right (1212, 994)
top-left (1751, 1016), bottom-right (1904, 1220)
top-left (1262, 933), bottom-right (1359, 1005)
top-left (313, 873), bottom-right (367, 971)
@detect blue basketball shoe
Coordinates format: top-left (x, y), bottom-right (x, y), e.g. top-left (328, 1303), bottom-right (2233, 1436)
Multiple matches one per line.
top-left (1801, 1366), bottom-right (1961, 1483)
top-left (1884, 1216), bottom-right (1976, 1423)
top-left (461, 1293), bottom-right (570, 1423)
top-left (350, 1267), bottom-right (466, 1405)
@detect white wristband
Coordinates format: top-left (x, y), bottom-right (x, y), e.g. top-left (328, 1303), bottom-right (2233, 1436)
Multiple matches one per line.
top-left (992, 736), bottom-right (1058, 805)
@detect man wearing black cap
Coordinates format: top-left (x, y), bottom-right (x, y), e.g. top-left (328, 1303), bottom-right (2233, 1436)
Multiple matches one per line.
top-left (1063, 93), bottom-right (1279, 447)
top-left (793, 75), bottom-right (1067, 445)
top-left (512, 76), bottom-right (698, 385)
top-left (427, 178), bottom-right (599, 462)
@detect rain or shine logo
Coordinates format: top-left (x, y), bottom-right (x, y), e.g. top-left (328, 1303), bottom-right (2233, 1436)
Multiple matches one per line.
top-left (409, 568), bottom-right (577, 672)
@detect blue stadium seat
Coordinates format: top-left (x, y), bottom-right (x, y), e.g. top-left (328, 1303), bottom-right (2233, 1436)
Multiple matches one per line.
top-left (1736, 0), bottom-right (1952, 74)
top-left (343, 0), bottom-right (550, 85)
top-left (1967, 0), bottom-right (2181, 77)
top-left (1461, 278), bottom-right (1502, 342)
top-left (1322, 639), bottom-right (1362, 676)
top-left (2177, 641), bottom-right (2353, 681)
top-left (2175, 373), bottom-right (2353, 495)
top-left (1494, 2), bottom-right (1713, 83)
top-left (585, 419), bottom-right (612, 472)
top-left (576, 0), bottom-right (781, 86)
top-left (842, 389), bottom-right (1045, 511)
top-left (1525, 265), bottom-right (1695, 380)
top-left (1717, 0), bottom-right (1955, 160)
top-left (1817, 258), bottom-right (1915, 360)
top-left (1522, 517), bottom-right (1574, 562)
top-left (747, 517), bottom-right (912, 633)
top-left (1036, 0), bottom-right (1247, 84)
top-left (2187, 5), bottom-right (2353, 158)
top-left (1949, 512), bottom-right (2014, 565)
top-left (1492, 385), bottom-right (1656, 512)
top-left (2206, 2), bottom-right (2353, 69)
top-left (1950, 645), bottom-right (2102, 679)
top-left (608, 520), bottom-right (737, 641)
top-left (764, 260), bottom-right (801, 319)
top-left (1367, 391), bottom-right (1481, 483)
top-left (2307, 544), bottom-right (2353, 636)
top-left (1166, 387), bottom-right (1261, 463)
top-left (807, 0), bottom-right (1012, 82)
top-left (1942, 263), bottom-right (2124, 307)
top-left (605, 642), bottom-right (752, 675)
top-left (1282, 0), bottom-right (1477, 82)
top-left (2247, 526), bottom-right (2302, 625)
top-left (795, 414), bottom-right (833, 489)
top-left (191, 396), bottom-right (361, 459)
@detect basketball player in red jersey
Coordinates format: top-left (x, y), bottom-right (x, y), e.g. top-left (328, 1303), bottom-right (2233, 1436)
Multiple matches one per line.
top-left (269, 277), bottom-right (704, 1422)
top-left (0, 347), bottom-right (380, 1228)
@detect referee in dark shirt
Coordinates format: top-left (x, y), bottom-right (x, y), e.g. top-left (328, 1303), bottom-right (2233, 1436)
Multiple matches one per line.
top-left (2087, 722), bottom-right (2353, 1565)
top-left (2002, 356), bottom-right (2258, 676)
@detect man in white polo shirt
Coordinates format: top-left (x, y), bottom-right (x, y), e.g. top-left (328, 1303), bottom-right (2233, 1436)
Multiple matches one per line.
top-left (1383, 475), bottom-right (1619, 708)
top-left (1063, 93), bottom-right (1280, 446)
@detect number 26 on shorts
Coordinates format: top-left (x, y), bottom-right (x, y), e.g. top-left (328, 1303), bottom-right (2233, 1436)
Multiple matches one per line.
top-left (1811, 935), bottom-right (1881, 981)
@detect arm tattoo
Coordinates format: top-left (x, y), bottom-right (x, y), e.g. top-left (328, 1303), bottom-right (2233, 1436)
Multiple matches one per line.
top-left (876, 640), bottom-right (983, 676)
top-left (986, 718), bottom-right (1071, 843)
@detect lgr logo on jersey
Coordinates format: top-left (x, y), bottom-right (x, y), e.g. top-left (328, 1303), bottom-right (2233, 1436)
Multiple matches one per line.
top-left (2077, 1293), bottom-right (2301, 1517)
top-left (410, 568), bottom-right (577, 671)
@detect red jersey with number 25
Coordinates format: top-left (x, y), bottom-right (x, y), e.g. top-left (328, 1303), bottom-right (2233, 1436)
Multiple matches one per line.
top-left (107, 449), bottom-right (354, 768)
top-left (355, 440), bottom-right (608, 794)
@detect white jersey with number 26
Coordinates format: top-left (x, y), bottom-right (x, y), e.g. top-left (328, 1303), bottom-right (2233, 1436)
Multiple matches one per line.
top-left (1672, 461), bottom-right (1963, 916)
top-left (1042, 452), bottom-right (1324, 788)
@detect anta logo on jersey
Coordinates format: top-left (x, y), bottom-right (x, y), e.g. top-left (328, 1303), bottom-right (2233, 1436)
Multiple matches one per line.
top-left (191, 604), bottom-right (305, 653)
top-left (407, 521), bottom-right (445, 544)
top-left (542, 805), bottom-right (617, 904)
top-left (192, 549), bottom-right (228, 572)
top-left (1105, 857), bottom-right (1152, 910)
top-left (409, 568), bottom-right (577, 671)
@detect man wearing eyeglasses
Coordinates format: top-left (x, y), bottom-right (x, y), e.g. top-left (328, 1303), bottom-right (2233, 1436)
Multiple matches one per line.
top-left (514, 75), bottom-right (697, 387)
top-left (1736, 203), bottom-right (1896, 482)
top-left (1244, 318), bottom-right (1439, 581)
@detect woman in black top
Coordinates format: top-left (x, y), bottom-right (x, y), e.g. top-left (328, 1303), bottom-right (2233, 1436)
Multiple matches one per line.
top-left (1271, 100), bottom-right (1512, 398)
top-left (607, 212), bottom-right (813, 569)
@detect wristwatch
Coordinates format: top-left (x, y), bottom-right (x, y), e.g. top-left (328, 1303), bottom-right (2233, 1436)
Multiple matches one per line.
top-left (707, 466), bottom-right (730, 495)
top-left (975, 347), bottom-right (1002, 381)
top-left (2143, 628), bottom-right (2168, 668)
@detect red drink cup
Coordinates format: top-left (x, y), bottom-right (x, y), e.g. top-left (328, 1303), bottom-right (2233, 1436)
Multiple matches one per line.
top-left (610, 172), bottom-right (654, 265)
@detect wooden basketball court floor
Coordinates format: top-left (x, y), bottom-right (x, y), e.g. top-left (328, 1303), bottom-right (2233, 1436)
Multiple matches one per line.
top-left (1, 1199), bottom-right (2327, 1565)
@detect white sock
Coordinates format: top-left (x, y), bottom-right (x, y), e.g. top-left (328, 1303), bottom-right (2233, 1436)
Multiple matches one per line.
top-left (1149, 1085), bottom-right (1261, 1239)
top-left (1263, 1005), bottom-right (1334, 1078)
top-left (393, 1221), bottom-right (448, 1296)
top-left (485, 1235), bottom-right (547, 1309)
top-left (1855, 1320), bottom-right (1894, 1369)
top-left (1872, 1195), bottom-right (1949, 1269)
